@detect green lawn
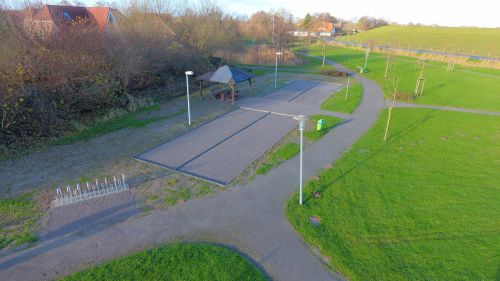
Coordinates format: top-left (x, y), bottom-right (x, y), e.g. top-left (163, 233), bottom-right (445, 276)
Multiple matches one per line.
top-left (321, 81), bottom-right (363, 114)
top-left (60, 243), bottom-right (266, 281)
top-left (343, 25), bottom-right (500, 57)
top-left (306, 45), bottom-right (500, 112)
top-left (287, 108), bottom-right (500, 280)
top-left (256, 143), bottom-right (300, 175)
top-left (255, 115), bottom-right (342, 175)
top-left (304, 115), bottom-right (343, 141)
top-left (0, 193), bottom-right (41, 250)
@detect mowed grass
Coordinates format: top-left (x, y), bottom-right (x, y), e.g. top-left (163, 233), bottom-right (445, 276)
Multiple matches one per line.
top-left (60, 243), bottom-right (266, 281)
top-left (256, 115), bottom-right (342, 175)
top-left (343, 25), bottom-right (500, 57)
top-left (0, 193), bottom-right (42, 250)
top-left (306, 45), bottom-right (500, 111)
top-left (286, 108), bottom-right (500, 280)
top-left (321, 81), bottom-right (363, 114)
top-left (304, 115), bottom-right (343, 141)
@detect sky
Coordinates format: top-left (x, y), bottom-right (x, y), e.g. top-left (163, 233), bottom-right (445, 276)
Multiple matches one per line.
top-left (73, 0), bottom-right (499, 28)
top-left (218, 0), bottom-right (500, 28)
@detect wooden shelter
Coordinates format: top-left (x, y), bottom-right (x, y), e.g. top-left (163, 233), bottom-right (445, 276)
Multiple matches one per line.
top-left (196, 65), bottom-right (254, 104)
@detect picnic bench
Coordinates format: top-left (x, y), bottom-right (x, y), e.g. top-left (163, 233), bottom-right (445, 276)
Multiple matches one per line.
top-left (210, 88), bottom-right (239, 101)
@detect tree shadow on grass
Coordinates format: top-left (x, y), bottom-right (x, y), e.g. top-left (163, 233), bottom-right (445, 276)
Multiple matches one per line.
top-left (303, 109), bottom-right (435, 204)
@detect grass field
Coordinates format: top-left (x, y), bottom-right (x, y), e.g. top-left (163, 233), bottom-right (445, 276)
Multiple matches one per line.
top-left (306, 45), bottom-right (500, 112)
top-left (0, 193), bottom-right (41, 250)
top-left (343, 26), bottom-right (500, 57)
top-left (287, 108), bottom-right (500, 280)
top-left (321, 81), bottom-right (363, 114)
top-left (60, 243), bottom-right (266, 281)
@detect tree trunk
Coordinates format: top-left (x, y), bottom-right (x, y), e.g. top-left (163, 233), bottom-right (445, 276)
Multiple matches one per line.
top-left (344, 76), bottom-right (350, 102)
top-left (384, 106), bottom-right (393, 141)
top-left (384, 58), bottom-right (390, 78)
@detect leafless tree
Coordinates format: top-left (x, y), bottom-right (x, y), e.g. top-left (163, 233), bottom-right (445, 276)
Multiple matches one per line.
top-left (384, 50), bottom-right (393, 78)
top-left (383, 61), bottom-right (400, 141)
top-left (414, 59), bottom-right (426, 98)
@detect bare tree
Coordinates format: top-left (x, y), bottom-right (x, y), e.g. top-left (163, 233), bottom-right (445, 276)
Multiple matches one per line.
top-left (344, 75), bottom-right (351, 102)
top-left (364, 39), bottom-right (376, 69)
top-left (320, 38), bottom-right (328, 67)
top-left (414, 59), bottom-right (426, 98)
top-left (384, 50), bottom-right (392, 78)
top-left (383, 61), bottom-right (400, 141)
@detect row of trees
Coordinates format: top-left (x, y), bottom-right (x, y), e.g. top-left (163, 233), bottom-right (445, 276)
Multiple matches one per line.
top-left (297, 13), bottom-right (388, 33)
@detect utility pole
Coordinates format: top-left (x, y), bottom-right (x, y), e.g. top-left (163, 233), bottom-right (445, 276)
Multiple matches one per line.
top-left (293, 115), bottom-right (307, 205)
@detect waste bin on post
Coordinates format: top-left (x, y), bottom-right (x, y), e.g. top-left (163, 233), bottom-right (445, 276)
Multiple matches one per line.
top-left (316, 119), bottom-right (325, 131)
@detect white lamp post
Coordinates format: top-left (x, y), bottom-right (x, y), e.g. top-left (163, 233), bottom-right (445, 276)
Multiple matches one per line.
top-left (293, 114), bottom-right (307, 205)
top-left (185, 71), bottom-right (193, 126)
top-left (275, 52), bottom-right (282, 88)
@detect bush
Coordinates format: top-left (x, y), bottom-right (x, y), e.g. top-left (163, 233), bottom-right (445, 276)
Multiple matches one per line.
top-left (319, 69), bottom-right (349, 77)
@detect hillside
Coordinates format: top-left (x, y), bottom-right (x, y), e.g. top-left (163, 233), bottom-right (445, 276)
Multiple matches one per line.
top-left (343, 25), bottom-right (500, 57)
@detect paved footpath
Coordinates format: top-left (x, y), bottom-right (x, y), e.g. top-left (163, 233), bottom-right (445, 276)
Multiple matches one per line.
top-left (0, 58), bottom-right (384, 281)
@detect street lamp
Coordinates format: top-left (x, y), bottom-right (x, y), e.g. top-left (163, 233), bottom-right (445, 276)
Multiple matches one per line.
top-left (293, 114), bottom-right (307, 205)
top-left (275, 52), bottom-right (282, 88)
top-left (185, 71), bottom-right (193, 126)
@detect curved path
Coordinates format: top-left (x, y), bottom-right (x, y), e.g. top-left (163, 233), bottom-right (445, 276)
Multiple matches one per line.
top-left (0, 58), bottom-right (384, 281)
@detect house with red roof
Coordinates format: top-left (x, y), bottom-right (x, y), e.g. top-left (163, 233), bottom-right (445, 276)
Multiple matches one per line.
top-left (12, 4), bottom-right (117, 36)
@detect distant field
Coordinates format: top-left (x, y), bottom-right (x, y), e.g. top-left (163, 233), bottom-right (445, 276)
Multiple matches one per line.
top-left (287, 108), bottom-right (500, 280)
top-left (343, 26), bottom-right (500, 57)
top-left (306, 46), bottom-right (500, 112)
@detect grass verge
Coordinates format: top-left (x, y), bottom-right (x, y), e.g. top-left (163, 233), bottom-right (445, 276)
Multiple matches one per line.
top-left (59, 243), bottom-right (266, 281)
top-left (0, 193), bottom-right (42, 250)
top-left (54, 105), bottom-right (183, 145)
top-left (255, 114), bottom-right (342, 175)
top-left (321, 82), bottom-right (363, 114)
top-left (0, 105), bottom-right (184, 162)
top-left (286, 108), bottom-right (500, 280)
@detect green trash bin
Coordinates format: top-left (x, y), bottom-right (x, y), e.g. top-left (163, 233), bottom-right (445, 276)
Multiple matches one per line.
top-left (316, 119), bottom-right (325, 131)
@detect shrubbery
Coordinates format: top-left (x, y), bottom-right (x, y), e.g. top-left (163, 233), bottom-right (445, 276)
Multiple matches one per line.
top-left (0, 2), bottom-right (242, 156)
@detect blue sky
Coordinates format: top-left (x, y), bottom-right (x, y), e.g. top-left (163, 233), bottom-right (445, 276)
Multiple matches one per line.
top-left (75, 0), bottom-right (499, 27)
